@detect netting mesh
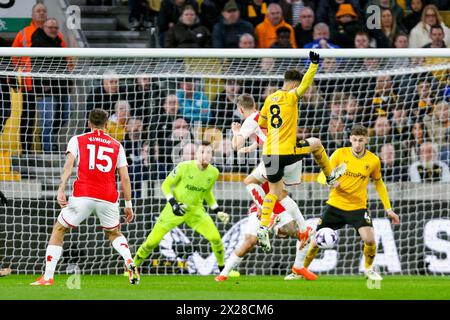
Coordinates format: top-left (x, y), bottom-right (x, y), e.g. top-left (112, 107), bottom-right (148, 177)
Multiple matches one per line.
top-left (0, 50), bottom-right (449, 276)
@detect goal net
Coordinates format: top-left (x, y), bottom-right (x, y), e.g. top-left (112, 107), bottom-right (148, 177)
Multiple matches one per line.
top-left (0, 48), bottom-right (449, 276)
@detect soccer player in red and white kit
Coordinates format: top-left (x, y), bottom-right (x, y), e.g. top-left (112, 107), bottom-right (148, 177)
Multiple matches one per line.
top-left (31, 109), bottom-right (140, 286)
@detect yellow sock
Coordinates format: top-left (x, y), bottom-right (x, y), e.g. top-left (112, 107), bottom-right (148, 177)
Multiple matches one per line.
top-left (364, 243), bottom-right (377, 269)
top-left (260, 193), bottom-right (278, 227)
top-left (304, 245), bottom-right (320, 269)
top-left (312, 146), bottom-right (332, 177)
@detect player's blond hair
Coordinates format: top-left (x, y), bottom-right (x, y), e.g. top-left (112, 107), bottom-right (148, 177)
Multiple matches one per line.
top-left (236, 93), bottom-right (256, 110)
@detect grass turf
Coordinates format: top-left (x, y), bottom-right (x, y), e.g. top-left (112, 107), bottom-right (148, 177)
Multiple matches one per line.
top-left (0, 275), bottom-right (449, 300)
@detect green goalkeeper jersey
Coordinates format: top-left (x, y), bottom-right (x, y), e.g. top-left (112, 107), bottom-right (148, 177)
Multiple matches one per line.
top-left (161, 160), bottom-right (220, 209)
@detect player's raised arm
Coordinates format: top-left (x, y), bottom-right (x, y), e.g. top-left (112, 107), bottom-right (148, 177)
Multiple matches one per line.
top-left (372, 159), bottom-right (400, 225)
top-left (231, 122), bottom-right (245, 150)
top-left (295, 51), bottom-right (320, 98)
top-left (57, 152), bottom-right (75, 208)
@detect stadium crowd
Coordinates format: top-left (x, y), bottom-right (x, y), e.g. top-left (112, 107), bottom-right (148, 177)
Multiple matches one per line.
top-left (0, 1), bottom-right (450, 198)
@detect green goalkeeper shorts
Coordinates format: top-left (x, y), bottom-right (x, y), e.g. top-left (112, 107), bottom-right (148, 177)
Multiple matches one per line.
top-left (156, 203), bottom-right (216, 232)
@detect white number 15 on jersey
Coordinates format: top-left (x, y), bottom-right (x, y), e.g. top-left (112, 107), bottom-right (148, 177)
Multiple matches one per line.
top-left (87, 144), bottom-right (114, 173)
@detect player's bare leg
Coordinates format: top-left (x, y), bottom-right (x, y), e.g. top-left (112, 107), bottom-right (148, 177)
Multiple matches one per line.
top-left (215, 235), bottom-right (258, 282)
top-left (31, 221), bottom-right (69, 286)
top-left (0, 268), bottom-right (11, 277)
top-left (105, 228), bottom-right (140, 285)
top-left (359, 226), bottom-right (382, 281)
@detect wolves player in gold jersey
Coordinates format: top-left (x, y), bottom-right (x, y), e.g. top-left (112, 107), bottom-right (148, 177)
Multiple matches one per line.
top-left (257, 51), bottom-right (346, 250)
top-left (293, 125), bottom-right (400, 281)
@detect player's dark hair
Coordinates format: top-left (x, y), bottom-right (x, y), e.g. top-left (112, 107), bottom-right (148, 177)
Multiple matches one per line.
top-left (200, 140), bottom-right (212, 148)
top-left (276, 26), bottom-right (291, 36)
top-left (236, 93), bottom-right (256, 110)
top-left (284, 69), bottom-right (303, 82)
top-left (89, 108), bottom-right (109, 128)
top-left (350, 125), bottom-right (368, 137)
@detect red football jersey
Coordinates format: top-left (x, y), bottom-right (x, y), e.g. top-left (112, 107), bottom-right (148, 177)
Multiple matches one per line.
top-left (67, 130), bottom-right (127, 203)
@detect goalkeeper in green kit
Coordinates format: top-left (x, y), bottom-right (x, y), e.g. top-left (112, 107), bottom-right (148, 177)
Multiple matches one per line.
top-left (133, 141), bottom-right (230, 272)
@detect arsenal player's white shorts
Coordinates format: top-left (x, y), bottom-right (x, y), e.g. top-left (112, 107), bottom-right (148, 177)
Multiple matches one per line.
top-left (244, 211), bottom-right (293, 237)
top-left (57, 197), bottom-right (120, 230)
top-left (251, 160), bottom-right (303, 186)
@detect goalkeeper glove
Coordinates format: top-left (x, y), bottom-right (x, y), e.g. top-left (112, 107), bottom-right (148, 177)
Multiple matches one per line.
top-left (168, 197), bottom-right (186, 216)
top-left (309, 51), bottom-right (320, 64)
top-left (0, 190), bottom-right (7, 206)
top-left (213, 207), bottom-right (230, 224)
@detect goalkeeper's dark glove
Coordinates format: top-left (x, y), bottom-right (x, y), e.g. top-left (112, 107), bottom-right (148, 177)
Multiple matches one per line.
top-left (309, 51), bottom-right (320, 64)
top-left (0, 191), bottom-right (7, 206)
top-left (168, 197), bottom-right (186, 216)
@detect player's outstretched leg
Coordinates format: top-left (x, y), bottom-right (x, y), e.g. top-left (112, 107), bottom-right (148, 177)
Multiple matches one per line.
top-left (106, 229), bottom-right (140, 285)
top-left (285, 240), bottom-right (318, 281)
top-left (31, 221), bottom-right (68, 286)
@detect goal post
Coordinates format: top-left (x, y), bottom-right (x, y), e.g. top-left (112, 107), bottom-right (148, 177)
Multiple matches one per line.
top-left (0, 48), bottom-right (449, 276)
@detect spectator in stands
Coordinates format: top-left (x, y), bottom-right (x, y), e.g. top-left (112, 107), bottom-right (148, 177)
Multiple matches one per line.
top-left (370, 74), bottom-right (397, 121)
top-left (331, 3), bottom-right (363, 48)
top-left (212, 1), bottom-right (254, 48)
top-left (12, 3), bottom-right (59, 154)
top-left (368, 116), bottom-right (393, 154)
top-left (394, 32), bottom-right (409, 48)
top-left (323, 117), bottom-right (346, 151)
top-left (0, 38), bottom-right (11, 135)
top-left (124, 76), bottom-right (160, 137)
top-left (157, 0), bottom-right (198, 46)
top-left (243, 57), bottom-right (277, 103)
top-left (424, 101), bottom-right (450, 147)
top-left (298, 84), bottom-right (328, 136)
top-left (409, 4), bottom-right (450, 48)
top-left (239, 33), bottom-right (256, 48)
top-left (31, 18), bottom-right (71, 153)
top-left (86, 70), bottom-right (123, 114)
top-left (123, 117), bottom-right (145, 166)
top-left (364, 0), bottom-right (404, 27)
top-left (304, 23), bottom-right (340, 49)
top-left (255, 3), bottom-right (297, 48)
top-left (199, 0), bottom-right (227, 31)
top-left (423, 24), bottom-right (449, 48)
top-left (354, 31), bottom-right (371, 48)
top-left (406, 120), bottom-right (430, 162)
top-left (128, 0), bottom-right (152, 31)
top-left (403, 0), bottom-right (424, 33)
top-left (209, 79), bottom-right (243, 129)
top-left (370, 7), bottom-right (406, 48)
top-left (391, 104), bottom-right (410, 142)
top-left (107, 100), bottom-right (130, 142)
top-left (270, 26), bottom-right (295, 48)
top-left (149, 94), bottom-right (179, 142)
top-left (241, 0), bottom-right (271, 27)
top-left (342, 95), bottom-right (365, 134)
top-left (279, 0), bottom-right (316, 26)
top-left (130, 141), bottom-right (155, 198)
top-left (165, 5), bottom-right (211, 48)
top-left (412, 79), bottom-right (436, 121)
top-left (409, 141), bottom-right (450, 182)
top-left (293, 6), bottom-right (315, 48)
top-left (380, 143), bottom-right (408, 182)
top-left (316, 0), bottom-right (362, 31)
top-left (176, 78), bottom-right (210, 124)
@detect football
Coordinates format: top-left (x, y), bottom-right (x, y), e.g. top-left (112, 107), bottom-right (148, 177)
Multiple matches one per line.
top-left (315, 228), bottom-right (338, 249)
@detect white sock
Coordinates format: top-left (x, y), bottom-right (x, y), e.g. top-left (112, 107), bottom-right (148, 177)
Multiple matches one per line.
top-left (43, 245), bottom-right (62, 280)
top-left (220, 252), bottom-right (243, 276)
top-left (293, 240), bottom-right (309, 269)
top-left (280, 196), bottom-right (307, 232)
top-left (112, 236), bottom-right (133, 265)
top-left (246, 184), bottom-right (266, 209)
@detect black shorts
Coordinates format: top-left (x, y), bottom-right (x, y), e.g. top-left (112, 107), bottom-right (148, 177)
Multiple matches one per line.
top-left (316, 204), bottom-right (373, 231)
top-left (262, 154), bottom-right (306, 183)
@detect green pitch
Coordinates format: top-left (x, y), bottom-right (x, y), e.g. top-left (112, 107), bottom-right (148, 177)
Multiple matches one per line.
top-left (1, 275), bottom-right (449, 300)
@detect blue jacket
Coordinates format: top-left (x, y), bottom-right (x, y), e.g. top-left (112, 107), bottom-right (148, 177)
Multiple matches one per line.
top-left (176, 90), bottom-right (210, 123)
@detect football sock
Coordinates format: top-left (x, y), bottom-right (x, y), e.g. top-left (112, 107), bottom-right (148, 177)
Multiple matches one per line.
top-left (312, 146), bottom-right (332, 177)
top-left (261, 193), bottom-right (278, 227)
top-left (246, 183), bottom-right (266, 209)
top-left (43, 245), bottom-right (62, 280)
top-left (364, 243), bottom-right (377, 269)
top-left (211, 239), bottom-right (225, 267)
top-left (112, 236), bottom-right (133, 265)
top-left (280, 196), bottom-right (307, 232)
top-left (221, 252), bottom-right (243, 277)
top-left (303, 245), bottom-right (320, 269)
top-left (294, 240), bottom-right (310, 269)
